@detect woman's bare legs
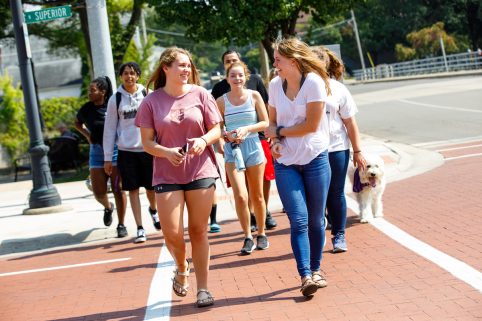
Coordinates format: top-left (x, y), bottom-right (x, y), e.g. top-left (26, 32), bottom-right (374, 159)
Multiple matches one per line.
top-left (91, 167), bottom-right (126, 225)
top-left (246, 162), bottom-right (266, 235)
top-left (185, 186), bottom-right (215, 291)
top-left (110, 166), bottom-right (126, 225)
top-left (146, 189), bottom-right (156, 211)
top-left (128, 189), bottom-right (143, 227)
top-left (156, 191), bottom-right (188, 286)
top-left (225, 162), bottom-right (251, 238)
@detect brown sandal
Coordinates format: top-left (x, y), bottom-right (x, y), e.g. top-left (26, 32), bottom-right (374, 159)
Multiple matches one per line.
top-left (172, 262), bottom-right (190, 297)
top-left (196, 289), bottom-right (214, 308)
top-left (312, 271), bottom-right (328, 288)
top-left (300, 277), bottom-right (318, 297)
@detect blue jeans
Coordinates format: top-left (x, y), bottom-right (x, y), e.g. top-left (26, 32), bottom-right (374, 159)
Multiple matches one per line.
top-left (274, 151), bottom-right (331, 278)
top-left (327, 150), bottom-right (349, 237)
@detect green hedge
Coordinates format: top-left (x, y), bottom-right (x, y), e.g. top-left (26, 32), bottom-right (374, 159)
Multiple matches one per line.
top-left (0, 73), bottom-right (86, 166)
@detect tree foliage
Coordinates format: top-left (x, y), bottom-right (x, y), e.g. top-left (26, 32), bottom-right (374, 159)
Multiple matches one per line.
top-left (0, 73), bottom-right (83, 164)
top-left (0, 72), bottom-right (29, 162)
top-left (395, 22), bottom-right (459, 61)
top-left (307, 0), bottom-right (480, 68)
top-left (147, 0), bottom-right (357, 63)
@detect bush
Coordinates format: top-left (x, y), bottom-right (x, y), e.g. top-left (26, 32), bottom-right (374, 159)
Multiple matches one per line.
top-left (0, 72), bottom-right (85, 166)
top-left (0, 73), bottom-right (29, 163)
top-left (41, 96), bottom-right (86, 138)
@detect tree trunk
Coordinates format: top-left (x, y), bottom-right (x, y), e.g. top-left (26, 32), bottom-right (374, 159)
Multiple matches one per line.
top-left (112, 0), bottom-right (145, 72)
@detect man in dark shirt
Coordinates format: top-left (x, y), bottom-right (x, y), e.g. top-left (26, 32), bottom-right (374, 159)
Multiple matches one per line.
top-left (212, 50), bottom-right (277, 232)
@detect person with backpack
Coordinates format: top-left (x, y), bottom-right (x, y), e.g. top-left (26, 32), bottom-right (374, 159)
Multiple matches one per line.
top-left (103, 62), bottom-right (160, 242)
top-left (75, 76), bottom-right (127, 230)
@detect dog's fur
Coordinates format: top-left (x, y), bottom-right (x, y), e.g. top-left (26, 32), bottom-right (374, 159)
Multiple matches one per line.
top-left (348, 154), bottom-right (386, 223)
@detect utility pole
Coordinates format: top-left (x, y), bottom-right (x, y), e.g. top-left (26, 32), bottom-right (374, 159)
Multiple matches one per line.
top-left (440, 37), bottom-right (449, 72)
top-left (86, 0), bottom-right (116, 87)
top-left (351, 10), bottom-right (366, 79)
top-left (10, 0), bottom-right (62, 211)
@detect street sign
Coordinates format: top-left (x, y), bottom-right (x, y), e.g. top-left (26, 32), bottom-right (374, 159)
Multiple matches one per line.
top-left (24, 5), bottom-right (72, 24)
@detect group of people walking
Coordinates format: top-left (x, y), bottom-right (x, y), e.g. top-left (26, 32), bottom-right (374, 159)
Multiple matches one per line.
top-left (74, 37), bottom-right (365, 307)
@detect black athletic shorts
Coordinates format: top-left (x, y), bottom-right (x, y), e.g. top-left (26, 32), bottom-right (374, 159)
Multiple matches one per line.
top-left (154, 177), bottom-right (216, 193)
top-left (117, 150), bottom-right (154, 191)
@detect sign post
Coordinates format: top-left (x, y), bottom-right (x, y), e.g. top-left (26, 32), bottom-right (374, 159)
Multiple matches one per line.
top-left (24, 5), bottom-right (72, 24)
top-left (10, 0), bottom-right (63, 212)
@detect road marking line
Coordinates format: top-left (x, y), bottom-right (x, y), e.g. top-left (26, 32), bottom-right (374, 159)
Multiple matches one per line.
top-left (445, 153), bottom-right (482, 161)
top-left (347, 197), bottom-right (482, 293)
top-left (0, 258), bottom-right (131, 277)
top-left (437, 144), bottom-right (482, 152)
top-left (399, 99), bottom-right (482, 113)
top-left (413, 136), bottom-right (482, 149)
top-left (144, 243), bottom-right (174, 321)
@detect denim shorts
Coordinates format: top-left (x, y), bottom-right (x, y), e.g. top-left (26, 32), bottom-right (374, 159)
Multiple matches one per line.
top-left (224, 136), bottom-right (265, 168)
top-left (89, 144), bottom-right (117, 169)
top-left (154, 177), bottom-right (216, 193)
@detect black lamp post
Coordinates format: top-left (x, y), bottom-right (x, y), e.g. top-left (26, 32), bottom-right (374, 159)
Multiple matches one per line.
top-left (10, 0), bottom-right (61, 210)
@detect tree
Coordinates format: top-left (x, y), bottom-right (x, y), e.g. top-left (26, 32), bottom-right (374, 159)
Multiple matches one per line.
top-left (147, 0), bottom-right (357, 64)
top-left (17, 1), bottom-right (148, 83)
top-left (395, 22), bottom-right (459, 61)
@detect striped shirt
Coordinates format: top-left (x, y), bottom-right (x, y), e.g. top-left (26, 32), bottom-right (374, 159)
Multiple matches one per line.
top-left (223, 90), bottom-right (258, 139)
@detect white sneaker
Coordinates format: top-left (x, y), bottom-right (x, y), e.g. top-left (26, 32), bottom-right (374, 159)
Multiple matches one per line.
top-left (134, 228), bottom-right (147, 243)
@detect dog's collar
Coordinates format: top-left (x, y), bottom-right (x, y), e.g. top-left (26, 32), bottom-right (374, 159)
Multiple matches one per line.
top-left (353, 168), bottom-right (376, 193)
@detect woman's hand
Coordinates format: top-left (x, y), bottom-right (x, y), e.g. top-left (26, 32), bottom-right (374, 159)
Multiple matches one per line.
top-left (233, 127), bottom-right (248, 143)
top-left (353, 152), bottom-right (366, 171)
top-left (166, 147), bottom-right (186, 166)
top-left (186, 137), bottom-right (208, 156)
top-left (265, 125), bottom-right (277, 139)
top-left (104, 161), bottom-right (112, 175)
top-left (270, 141), bottom-right (283, 159)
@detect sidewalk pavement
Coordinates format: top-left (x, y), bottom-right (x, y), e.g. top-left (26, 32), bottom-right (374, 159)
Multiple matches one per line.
top-left (0, 135), bottom-right (443, 258)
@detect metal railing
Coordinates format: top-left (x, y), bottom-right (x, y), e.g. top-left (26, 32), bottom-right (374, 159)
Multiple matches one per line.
top-left (353, 51), bottom-right (482, 80)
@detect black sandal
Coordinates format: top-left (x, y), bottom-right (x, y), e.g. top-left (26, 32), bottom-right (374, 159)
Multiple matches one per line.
top-left (196, 289), bottom-right (214, 308)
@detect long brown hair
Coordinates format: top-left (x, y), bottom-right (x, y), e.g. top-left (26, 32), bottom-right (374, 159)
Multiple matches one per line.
top-left (312, 46), bottom-right (344, 80)
top-left (226, 61), bottom-right (251, 82)
top-left (146, 47), bottom-right (200, 91)
top-left (274, 37), bottom-right (331, 95)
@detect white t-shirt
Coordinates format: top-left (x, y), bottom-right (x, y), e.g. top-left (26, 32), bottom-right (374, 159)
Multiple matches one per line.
top-left (268, 72), bottom-right (329, 165)
top-left (325, 79), bottom-right (358, 153)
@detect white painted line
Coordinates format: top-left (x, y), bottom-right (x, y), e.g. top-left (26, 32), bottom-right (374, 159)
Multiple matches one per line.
top-left (437, 144), bottom-right (482, 152)
top-left (0, 258), bottom-right (131, 277)
top-left (399, 99), bottom-right (482, 113)
top-left (144, 244), bottom-right (174, 321)
top-left (445, 153), bottom-right (482, 161)
top-left (347, 197), bottom-right (482, 293)
top-left (413, 136), bottom-right (482, 148)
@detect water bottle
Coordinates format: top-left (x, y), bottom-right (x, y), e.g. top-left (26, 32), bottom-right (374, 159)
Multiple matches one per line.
top-left (231, 143), bottom-right (245, 171)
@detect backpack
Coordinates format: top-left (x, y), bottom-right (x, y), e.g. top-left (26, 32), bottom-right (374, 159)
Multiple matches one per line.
top-left (115, 89), bottom-right (147, 111)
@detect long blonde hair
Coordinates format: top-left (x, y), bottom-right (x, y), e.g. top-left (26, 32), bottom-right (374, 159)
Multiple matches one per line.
top-left (312, 46), bottom-right (344, 81)
top-left (274, 37), bottom-right (331, 95)
top-left (146, 47), bottom-right (200, 90)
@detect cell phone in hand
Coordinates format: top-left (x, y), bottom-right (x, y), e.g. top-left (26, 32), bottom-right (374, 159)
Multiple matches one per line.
top-left (180, 143), bottom-right (189, 155)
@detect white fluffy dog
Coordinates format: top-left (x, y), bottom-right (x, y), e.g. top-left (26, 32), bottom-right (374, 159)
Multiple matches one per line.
top-left (349, 154), bottom-right (386, 223)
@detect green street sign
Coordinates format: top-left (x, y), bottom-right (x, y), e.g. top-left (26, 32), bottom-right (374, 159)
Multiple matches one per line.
top-left (24, 5), bottom-right (72, 24)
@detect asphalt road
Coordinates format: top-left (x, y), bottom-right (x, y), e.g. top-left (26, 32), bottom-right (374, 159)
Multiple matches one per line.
top-left (347, 75), bottom-right (482, 145)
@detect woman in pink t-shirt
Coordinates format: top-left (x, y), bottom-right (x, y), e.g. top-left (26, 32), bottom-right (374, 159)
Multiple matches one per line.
top-left (135, 47), bottom-right (222, 308)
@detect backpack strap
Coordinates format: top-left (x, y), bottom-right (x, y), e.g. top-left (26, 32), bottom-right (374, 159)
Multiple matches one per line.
top-left (115, 89), bottom-right (147, 118)
top-left (115, 91), bottom-right (122, 111)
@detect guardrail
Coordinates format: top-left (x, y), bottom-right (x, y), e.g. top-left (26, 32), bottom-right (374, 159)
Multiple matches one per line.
top-left (353, 51), bottom-right (482, 80)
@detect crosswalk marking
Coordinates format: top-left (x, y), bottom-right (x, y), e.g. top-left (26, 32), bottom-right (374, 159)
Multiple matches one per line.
top-left (0, 258), bottom-right (131, 277)
top-left (347, 197), bottom-right (482, 293)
